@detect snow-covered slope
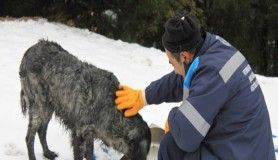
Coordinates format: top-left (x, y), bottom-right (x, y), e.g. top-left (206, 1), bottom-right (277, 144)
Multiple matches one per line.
top-left (0, 19), bottom-right (277, 159)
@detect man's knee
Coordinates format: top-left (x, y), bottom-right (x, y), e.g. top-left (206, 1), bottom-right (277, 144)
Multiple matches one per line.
top-left (159, 133), bottom-right (174, 150)
top-left (158, 133), bottom-right (185, 160)
top-left (158, 133), bottom-right (172, 160)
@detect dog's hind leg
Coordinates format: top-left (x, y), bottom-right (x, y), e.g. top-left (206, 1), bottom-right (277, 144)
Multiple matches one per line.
top-left (37, 108), bottom-right (57, 159)
top-left (26, 108), bottom-right (41, 160)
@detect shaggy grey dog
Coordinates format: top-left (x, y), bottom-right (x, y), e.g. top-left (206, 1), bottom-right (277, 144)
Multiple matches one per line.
top-left (19, 40), bottom-right (151, 160)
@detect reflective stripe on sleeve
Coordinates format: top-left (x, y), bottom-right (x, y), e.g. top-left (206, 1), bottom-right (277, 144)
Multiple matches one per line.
top-left (179, 100), bottom-right (210, 137)
top-left (219, 51), bottom-right (245, 83)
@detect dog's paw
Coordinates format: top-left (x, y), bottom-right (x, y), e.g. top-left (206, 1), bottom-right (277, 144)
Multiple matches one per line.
top-left (44, 150), bottom-right (58, 160)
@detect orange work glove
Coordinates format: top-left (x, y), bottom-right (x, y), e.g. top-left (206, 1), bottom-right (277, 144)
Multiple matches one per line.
top-left (164, 120), bottom-right (170, 134)
top-left (115, 85), bottom-right (146, 117)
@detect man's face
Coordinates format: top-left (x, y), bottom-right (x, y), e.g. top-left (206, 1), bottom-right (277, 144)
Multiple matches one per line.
top-left (165, 50), bottom-right (186, 77)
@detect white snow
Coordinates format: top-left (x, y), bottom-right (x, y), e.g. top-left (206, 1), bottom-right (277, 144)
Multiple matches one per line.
top-left (0, 19), bottom-right (277, 159)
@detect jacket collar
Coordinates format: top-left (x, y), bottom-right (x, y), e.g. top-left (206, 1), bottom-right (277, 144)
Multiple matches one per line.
top-left (183, 32), bottom-right (214, 71)
top-left (194, 32), bottom-right (213, 58)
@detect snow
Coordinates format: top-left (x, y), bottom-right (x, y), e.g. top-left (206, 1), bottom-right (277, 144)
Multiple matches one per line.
top-left (0, 19), bottom-right (277, 159)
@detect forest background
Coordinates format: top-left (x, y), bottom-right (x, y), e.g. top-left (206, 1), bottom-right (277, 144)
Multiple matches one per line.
top-left (1, 0), bottom-right (277, 76)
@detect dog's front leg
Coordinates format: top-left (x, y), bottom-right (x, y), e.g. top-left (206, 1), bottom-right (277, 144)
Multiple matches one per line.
top-left (84, 132), bottom-right (95, 160)
top-left (71, 131), bottom-right (83, 160)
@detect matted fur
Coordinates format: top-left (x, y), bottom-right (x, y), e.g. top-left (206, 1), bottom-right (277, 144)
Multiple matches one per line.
top-left (19, 40), bottom-right (151, 160)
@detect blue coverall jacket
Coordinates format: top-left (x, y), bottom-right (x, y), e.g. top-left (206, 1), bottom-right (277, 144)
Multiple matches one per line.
top-left (146, 32), bottom-right (275, 159)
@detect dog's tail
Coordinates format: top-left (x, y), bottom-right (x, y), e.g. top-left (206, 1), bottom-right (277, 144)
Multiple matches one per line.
top-left (19, 65), bottom-right (36, 117)
top-left (20, 89), bottom-right (27, 116)
top-left (19, 53), bottom-right (33, 116)
top-left (19, 74), bottom-right (35, 117)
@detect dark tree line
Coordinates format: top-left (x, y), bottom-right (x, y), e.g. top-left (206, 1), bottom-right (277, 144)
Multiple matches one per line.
top-left (0, 0), bottom-right (277, 75)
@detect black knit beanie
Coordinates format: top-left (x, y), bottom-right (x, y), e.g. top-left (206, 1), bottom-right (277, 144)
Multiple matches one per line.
top-left (162, 10), bottom-right (201, 53)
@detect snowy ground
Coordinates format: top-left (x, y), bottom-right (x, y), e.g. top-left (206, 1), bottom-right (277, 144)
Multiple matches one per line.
top-left (0, 19), bottom-right (277, 159)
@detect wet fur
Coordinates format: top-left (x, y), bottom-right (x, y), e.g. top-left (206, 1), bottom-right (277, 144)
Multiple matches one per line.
top-left (19, 40), bottom-right (151, 160)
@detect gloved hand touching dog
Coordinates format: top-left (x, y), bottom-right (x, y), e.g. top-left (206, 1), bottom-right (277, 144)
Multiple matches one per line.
top-left (115, 85), bottom-right (146, 117)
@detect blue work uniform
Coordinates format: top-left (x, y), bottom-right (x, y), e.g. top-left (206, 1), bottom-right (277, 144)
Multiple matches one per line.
top-left (146, 32), bottom-right (275, 160)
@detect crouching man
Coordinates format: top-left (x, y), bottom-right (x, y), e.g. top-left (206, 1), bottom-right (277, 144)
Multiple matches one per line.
top-left (115, 10), bottom-right (275, 160)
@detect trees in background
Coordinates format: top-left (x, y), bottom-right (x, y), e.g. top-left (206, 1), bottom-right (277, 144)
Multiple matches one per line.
top-left (0, 0), bottom-right (277, 75)
top-left (199, 0), bottom-right (277, 75)
top-left (265, 0), bottom-right (278, 76)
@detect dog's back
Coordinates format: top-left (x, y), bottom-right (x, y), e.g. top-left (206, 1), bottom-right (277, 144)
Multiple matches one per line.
top-left (19, 40), bottom-right (151, 160)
